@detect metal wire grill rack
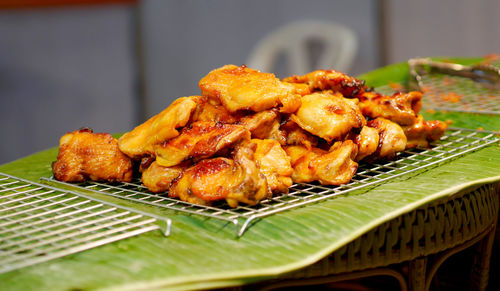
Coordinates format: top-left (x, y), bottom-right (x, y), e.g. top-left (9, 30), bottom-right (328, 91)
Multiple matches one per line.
top-left (0, 172), bottom-right (170, 274)
top-left (410, 59), bottom-right (500, 114)
top-left (416, 75), bottom-right (500, 114)
top-left (43, 128), bottom-right (499, 237)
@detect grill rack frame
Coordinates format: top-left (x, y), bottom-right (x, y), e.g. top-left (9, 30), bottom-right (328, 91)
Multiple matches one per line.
top-left (0, 172), bottom-right (170, 274)
top-left (408, 58), bottom-right (500, 115)
top-left (42, 128), bottom-right (499, 237)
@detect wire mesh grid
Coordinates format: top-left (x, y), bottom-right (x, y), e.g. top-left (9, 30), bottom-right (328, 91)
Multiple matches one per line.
top-left (0, 172), bottom-right (170, 274)
top-left (42, 128), bottom-right (499, 237)
top-left (411, 60), bottom-right (500, 114)
top-left (416, 74), bottom-right (500, 114)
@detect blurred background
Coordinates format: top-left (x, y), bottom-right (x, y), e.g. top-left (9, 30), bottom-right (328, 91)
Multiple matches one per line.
top-left (1, 0), bottom-right (499, 164)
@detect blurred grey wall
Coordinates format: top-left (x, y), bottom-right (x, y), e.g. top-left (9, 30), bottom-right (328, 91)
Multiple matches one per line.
top-left (0, 0), bottom-right (380, 164)
top-left (384, 0), bottom-right (500, 63)
top-left (140, 0), bottom-right (380, 117)
top-left (0, 5), bottom-right (136, 164)
top-left (3, 0), bottom-right (499, 165)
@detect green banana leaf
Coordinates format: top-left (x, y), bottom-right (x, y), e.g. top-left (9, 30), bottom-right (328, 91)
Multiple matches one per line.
top-left (1, 57), bottom-right (499, 291)
top-left (357, 57), bottom-right (500, 132)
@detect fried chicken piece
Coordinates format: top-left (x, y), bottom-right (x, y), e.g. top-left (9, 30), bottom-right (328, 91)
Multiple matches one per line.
top-left (266, 119), bottom-right (287, 145)
top-left (154, 121), bottom-right (251, 167)
top-left (367, 118), bottom-right (407, 160)
top-left (168, 158), bottom-right (233, 205)
top-left (53, 128), bottom-right (133, 183)
top-left (239, 109), bottom-right (287, 144)
top-left (251, 139), bottom-right (293, 193)
top-left (118, 96), bottom-right (201, 159)
top-left (285, 140), bottom-right (358, 185)
top-left (402, 115), bottom-right (447, 148)
top-left (358, 91), bottom-right (423, 126)
top-left (286, 82), bottom-right (312, 96)
top-left (190, 96), bottom-right (239, 124)
top-left (283, 70), bottom-right (365, 97)
top-left (281, 119), bottom-right (318, 149)
top-left (349, 126), bottom-right (380, 162)
top-left (169, 143), bottom-right (271, 207)
top-left (239, 109), bottom-right (280, 138)
top-left (138, 156), bottom-right (155, 173)
top-left (291, 92), bottom-right (365, 142)
top-left (199, 64), bottom-right (301, 113)
top-left (141, 161), bottom-right (186, 193)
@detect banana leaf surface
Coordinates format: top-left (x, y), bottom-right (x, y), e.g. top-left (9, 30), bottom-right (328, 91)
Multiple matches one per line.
top-left (1, 57), bottom-right (499, 291)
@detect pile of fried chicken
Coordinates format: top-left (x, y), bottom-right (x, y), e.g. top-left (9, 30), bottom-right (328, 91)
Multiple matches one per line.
top-left (53, 65), bottom-right (447, 207)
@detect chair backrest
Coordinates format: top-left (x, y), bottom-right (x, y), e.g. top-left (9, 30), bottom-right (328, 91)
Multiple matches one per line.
top-left (247, 20), bottom-right (358, 76)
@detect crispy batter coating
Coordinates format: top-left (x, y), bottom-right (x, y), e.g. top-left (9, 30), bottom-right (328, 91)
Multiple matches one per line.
top-left (281, 119), bottom-right (319, 150)
top-left (53, 128), bottom-right (133, 183)
top-left (350, 126), bottom-right (380, 162)
top-left (199, 64), bottom-right (301, 113)
top-left (168, 158), bottom-right (233, 205)
top-left (53, 64), bottom-right (448, 207)
top-left (291, 92), bottom-right (365, 142)
top-left (358, 91), bottom-right (423, 126)
top-left (402, 115), bottom-right (447, 148)
top-left (283, 69), bottom-right (365, 97)
top-left (141, 161), bottom-right (186, 193)
top-left (367, 118), bottom-right (407, 160)
top-left (169, 143), bottom-right (271, 207)
top-left (239, 109), bottom-right (279, 137)
top-left (118, 96), bottom-right (201, 159)
top-left (190, 96), bottom-right (238, 124)
top-left (285, 140), bottom-right (358, 185)
top-left (287, 82), bottom-right (312, 96)
top-left (251, 139), bottom-right (293, 193)
top-left (266, 119), bottom-right (287, 145)
top-left (238, 109), bottom-right (287, 145)
top-left (154, 121), bottom-right (250, 167)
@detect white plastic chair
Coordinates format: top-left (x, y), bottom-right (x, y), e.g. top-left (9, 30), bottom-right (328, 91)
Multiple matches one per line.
top-left (247, 20), bottom-right (358, 76)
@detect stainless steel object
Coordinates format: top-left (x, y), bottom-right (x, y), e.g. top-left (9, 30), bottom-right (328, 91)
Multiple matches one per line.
top-left (408, 58), bottom-right (500, 114)
top-left (43, 128), bottom-right (499, 237)
top-left (0, 173), bottom-right (170, 274)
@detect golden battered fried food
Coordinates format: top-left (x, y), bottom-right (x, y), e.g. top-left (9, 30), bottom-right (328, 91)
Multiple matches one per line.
top-left (287, 82), bottom-right (312, 96)
top-left (358, 91), bottom-right (423, 126)
top-left (154, 121), bottom-right (251, 167)
top-left (53, 63), bottom-right (448, 208)
top-left (283, 69), bottom-right (365, 97)
top-left (199, 64), bottom-right (301, 113)
top-left (239, 109), bottom-right (280, 138)
top-left (251, 139), bottom-right (293, 193)
top-left (402, 115), bottom-right (447, 148)
top-left (285, 140), bottom-right (358, 185)
top-left (118, 96), bottom-right (201, 159)
top-left (190, 96), bottom-right (238, 124)
top-left (168, 158), bottom-right (233, 205)
top-left (138, 156), bottom-right (155, 173)
top-left (265, 119), bottom-right (287, 145)
top-left (53, 128), bottom-right (133, 183)
top-left (141, 161), bottom-right (186, 193)
top-left (281, 119), bottom-right (319, 150)
top-left (169, 143), bottom-right (271, 207)
top-left (367, 118), bottom-right (407, 160)
top-left (350, 126), bottom-right (380, 162)
top-left (238, 109), bottom-right (287, 145)
top-left (291, 92), bottom-right (365, 142)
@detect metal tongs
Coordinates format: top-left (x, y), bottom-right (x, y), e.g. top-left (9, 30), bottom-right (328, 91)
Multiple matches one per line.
top-left (408, 57), bottom-right (500, 91)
